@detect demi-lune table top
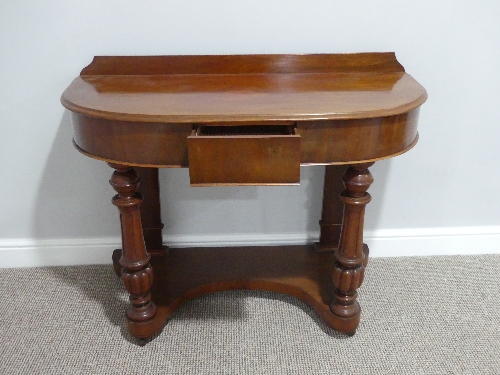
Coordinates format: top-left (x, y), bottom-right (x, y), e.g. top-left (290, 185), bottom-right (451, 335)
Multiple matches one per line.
top-left (61, 53), bottom-right (427, 183)
top-left (61, 53), bottom-right (427, 124)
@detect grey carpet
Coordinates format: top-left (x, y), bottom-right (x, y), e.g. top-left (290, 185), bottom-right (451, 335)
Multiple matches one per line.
top-left (1, 254), bottom-right (499, 374)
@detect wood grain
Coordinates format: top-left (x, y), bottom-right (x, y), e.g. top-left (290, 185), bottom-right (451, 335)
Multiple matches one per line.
top-left (113, 245), bottom-right (361, 338)
top-left (315, 165), bottom-right (347, 252)
top-left (330, 163), bottom-right (374, 324)
top-left (187, 125), bottom-right (300, 185)
top-left (61, 53), bottom-right (426, 123)
top-left (108, 164), bottom-right (157, 326)
top-left (70, 109), bottom-right (420, 168)
top-left (80, 53), bottom-right (405, 75)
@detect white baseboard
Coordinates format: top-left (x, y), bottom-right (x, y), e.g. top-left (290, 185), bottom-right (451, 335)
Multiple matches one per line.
top-left (1, 226), bottom-right (499, 268)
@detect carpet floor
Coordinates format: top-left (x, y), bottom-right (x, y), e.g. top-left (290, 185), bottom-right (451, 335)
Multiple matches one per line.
top-left (1, 254), bottom-right (499, 374)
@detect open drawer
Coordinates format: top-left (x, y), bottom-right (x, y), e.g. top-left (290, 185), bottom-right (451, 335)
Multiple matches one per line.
top-left (187, 124), bottom-right (300, 186)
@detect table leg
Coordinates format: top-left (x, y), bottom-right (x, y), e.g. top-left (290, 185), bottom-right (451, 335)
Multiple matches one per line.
top-left (135, 167), bottom-right (164, 251)
top-left (108, 163), bottom-right (157, 333)
top-left (315, 165), bottom-right (347, 252)
top-left (330, 162), bottom-right (374, 334)
top-left (111, 167), bottom-right (166, 276)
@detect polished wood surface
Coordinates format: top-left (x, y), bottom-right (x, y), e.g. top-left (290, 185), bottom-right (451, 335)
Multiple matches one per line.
top-left (62, 53), bottom-right (426, 340)
top-left (315, 165), bottom-right (347, 252)
top-left (64, 53), bottom-right (426, 168)
top-left (135, 167), bottom-right (165, 251)
top-left (61, 53), bottom-right (426, 123)
top-left (78, 53), bottom-right (405, 75)
top-left (187, 125), bottom-right (301, 185)
top-left (71, 112), bottom-right (419, 168)
top-left (330, 163), bottom-right (373, 320)
top-left (111, 167), bottom-right (166, 277)
top-left (113, 245), bottom-right (361, 338)
top-left (108, 164), bottom-right (157, 327)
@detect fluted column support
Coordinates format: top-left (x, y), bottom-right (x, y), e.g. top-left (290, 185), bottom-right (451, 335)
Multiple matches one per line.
top-left (108, 163), bottom-right (157, 325)
top-left (330, 162), bottom-right (374, 327)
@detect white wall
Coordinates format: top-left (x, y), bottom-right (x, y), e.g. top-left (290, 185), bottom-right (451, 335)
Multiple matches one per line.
top-left (1, 1), bottom-right (500, 266)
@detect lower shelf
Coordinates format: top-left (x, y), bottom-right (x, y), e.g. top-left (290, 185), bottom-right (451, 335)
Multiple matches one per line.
top-left (113, 245), bottom-right (361, 338)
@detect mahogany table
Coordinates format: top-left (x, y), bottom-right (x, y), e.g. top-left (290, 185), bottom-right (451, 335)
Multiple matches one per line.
top-left (61, 53), bottom-right (427, 338)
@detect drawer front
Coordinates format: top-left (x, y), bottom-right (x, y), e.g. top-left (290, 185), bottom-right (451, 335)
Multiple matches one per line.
top-left (187, 125), bottom-right (300, 185)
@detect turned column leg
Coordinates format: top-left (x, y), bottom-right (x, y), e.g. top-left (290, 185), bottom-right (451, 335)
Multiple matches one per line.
top-left (135, 167), bottom-right (165, 251)
top-left (108, 163), bottom-right (157, 330)
top-left (315, 165), bottom-right (347, 252)
top-left (330, 162), bottom-right (374, 333)
top-left (112, 167), bottom-right (166, 276)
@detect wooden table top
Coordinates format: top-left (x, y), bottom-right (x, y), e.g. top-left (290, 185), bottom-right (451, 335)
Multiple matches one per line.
top-left (61, 53), bottom-right (427, 124)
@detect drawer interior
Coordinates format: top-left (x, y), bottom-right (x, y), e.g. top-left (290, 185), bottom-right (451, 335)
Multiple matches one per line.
top-left (195, 125), bottom-right (295, 136)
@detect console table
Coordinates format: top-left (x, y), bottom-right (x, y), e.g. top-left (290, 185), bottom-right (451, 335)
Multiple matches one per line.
top-left (61, 53), bottom-right (427, 338)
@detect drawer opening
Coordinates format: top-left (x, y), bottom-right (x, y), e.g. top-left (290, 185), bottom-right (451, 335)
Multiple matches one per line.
top-left (195, 125), bottom-right (295, 136)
